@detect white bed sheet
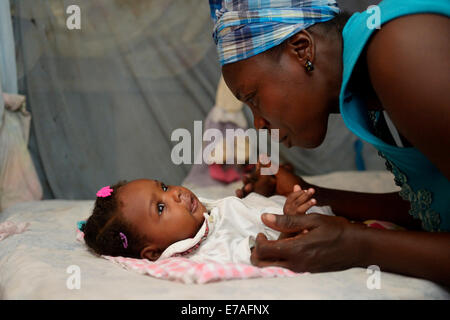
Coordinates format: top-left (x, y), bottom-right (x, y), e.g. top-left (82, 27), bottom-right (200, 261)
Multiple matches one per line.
top-left (0, 171), bottom-right (448, 299)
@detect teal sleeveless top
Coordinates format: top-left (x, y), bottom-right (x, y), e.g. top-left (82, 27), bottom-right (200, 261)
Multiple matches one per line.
top-left (340, 0), bottom-right (450, 232)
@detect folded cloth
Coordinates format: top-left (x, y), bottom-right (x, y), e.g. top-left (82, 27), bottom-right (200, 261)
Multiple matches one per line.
top-left (76, 228), bottom-right (299, 284)
top-left (103, 255), bottom-right (298, 284)
top-left (0, 220), bottom-right (29, 241)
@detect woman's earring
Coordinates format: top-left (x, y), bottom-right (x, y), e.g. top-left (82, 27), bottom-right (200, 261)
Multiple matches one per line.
top-left (305, 60), bottom-right (314, 72)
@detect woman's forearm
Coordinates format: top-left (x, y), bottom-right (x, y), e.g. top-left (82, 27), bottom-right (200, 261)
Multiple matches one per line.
top-left (354, 227), bottom-right (450, 286)
top-left (307, 183), bottom-right (421, 230)
top-left (273, 169), bottom-right (420, 229)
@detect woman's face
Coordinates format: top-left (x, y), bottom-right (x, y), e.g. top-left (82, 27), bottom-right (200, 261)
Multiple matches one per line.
top-left (222, 36), bottom-right (339, 149)
top-left (117, 179), bottom-right (206, 259)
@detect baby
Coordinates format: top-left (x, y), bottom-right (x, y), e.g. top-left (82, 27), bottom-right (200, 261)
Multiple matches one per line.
top-left (82, 179), bottom-right (333, 264)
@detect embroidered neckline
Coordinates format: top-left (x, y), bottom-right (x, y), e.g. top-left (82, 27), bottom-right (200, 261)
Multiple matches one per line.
top-left (368, 111), bottom-right (441, 232)
top-left (170, 216), bottom-right (211, 258)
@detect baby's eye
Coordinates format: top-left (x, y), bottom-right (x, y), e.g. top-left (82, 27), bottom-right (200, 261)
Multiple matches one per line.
top-left (157, 203), bottom-right (165, 215)
top-left (161, 182), bottom-right (168, 192)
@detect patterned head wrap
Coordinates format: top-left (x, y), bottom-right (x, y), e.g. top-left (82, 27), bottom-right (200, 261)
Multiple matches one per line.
top-left (209, 0), bottom-right (340, 66)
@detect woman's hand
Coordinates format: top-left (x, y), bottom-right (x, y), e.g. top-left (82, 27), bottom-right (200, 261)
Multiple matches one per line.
top-left (251, 213), bottom-right (367, 273)
top-left (235, 156), bottom-right (310, 198)
top-left (253, 212), bottom-right (450, 285)
top-left (235, 161), bottom-right (277, 198)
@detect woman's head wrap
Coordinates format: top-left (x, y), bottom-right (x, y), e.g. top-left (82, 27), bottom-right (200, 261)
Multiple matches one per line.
top-left (209, 0), bottom-right (340, 66)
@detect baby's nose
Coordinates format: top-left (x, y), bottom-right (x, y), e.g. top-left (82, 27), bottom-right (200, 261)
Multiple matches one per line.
top-left (176, 191), bottom-right (192, 211)
top-left (171, 187), bottom-right (187, 203)
top-left (170, 187), bottom-right (181, 202)
top-left (178, 191), bottom-right (190, 204)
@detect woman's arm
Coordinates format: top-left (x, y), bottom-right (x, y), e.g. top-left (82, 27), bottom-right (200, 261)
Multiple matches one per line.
top-left (358, 225), bottom-right (450, 286)
top-left (309, 185), bottom-right (422, 230)
top-left (274, 168), bottom-right (421, 229)
top-left (251, 213), bottom-right (450, 286)
top-left (237, 163), bottom-right (422, 229)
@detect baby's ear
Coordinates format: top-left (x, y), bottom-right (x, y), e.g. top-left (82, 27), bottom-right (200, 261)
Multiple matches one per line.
top-left (140, 244), bottom-right (162, 261)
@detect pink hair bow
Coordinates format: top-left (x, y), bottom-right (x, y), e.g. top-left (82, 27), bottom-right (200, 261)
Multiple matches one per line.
top-left (96, 186), bottom-right (113, 197)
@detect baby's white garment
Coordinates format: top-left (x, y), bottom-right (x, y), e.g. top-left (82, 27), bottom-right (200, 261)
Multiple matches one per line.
top-left (157, 193), bottom-right (333, 265)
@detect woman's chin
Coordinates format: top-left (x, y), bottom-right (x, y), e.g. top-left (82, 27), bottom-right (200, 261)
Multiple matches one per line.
top-left (292, 137), bottom-right (324, 149)
top-left (295, 129), bottom-right (327, 148)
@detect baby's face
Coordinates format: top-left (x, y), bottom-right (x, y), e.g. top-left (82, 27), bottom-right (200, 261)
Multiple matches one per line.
top-left (117, 179), bottom-right (206, 256)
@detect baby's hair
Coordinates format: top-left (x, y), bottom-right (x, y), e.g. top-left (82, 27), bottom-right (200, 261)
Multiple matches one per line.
top-left (82, 180), bottom-right (147, 258)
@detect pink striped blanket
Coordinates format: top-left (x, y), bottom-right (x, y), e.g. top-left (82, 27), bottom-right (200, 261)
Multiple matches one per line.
top-left (76, 229), bottom-right (299, 284)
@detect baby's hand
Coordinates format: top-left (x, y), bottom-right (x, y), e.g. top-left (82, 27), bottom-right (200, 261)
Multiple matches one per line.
top-left (278, 185), bottom-right (315, 240)
top-left (283, 185), bottom-right (316, 216)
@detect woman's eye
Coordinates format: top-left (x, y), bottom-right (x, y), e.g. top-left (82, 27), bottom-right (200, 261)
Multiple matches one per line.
top-left (157, 203), bottom-right (165, 215)
top-left (161, 182), bottom-right (168, 192)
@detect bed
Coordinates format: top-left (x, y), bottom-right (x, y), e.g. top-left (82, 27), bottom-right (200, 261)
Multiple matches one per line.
top-left (0, 170), bottom-right (448, 299)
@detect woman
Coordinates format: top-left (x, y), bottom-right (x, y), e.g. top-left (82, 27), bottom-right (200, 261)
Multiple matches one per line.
top-left (209, 0), bottom-right (450, 285)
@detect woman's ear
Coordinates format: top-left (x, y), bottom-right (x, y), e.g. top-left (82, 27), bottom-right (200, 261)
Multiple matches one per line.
top-left (140, 244), bottom-right (162, 261)
top-left (286, 30), bottom-right (315, 64)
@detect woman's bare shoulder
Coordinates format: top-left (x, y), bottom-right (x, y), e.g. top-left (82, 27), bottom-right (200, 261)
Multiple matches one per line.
top-left (365, 13), bottom-right (450, 178)
top-left (365, 13), bottom-right (449, 108)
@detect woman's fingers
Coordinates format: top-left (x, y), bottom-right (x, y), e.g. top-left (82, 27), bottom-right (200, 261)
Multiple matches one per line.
top-left (251, 233), bottom-right (287, 261)
top-left (251, 232), bottom-right (304, 261)
top-left (244, 183), bottom-right (253, 193)
top-left (250, 255), bottom-right (290, 269)
top-left (235, 182), bottom-right (254, 198)
top-left (236, 154), bottom-right (282, 199)
top-left (242, 174), bottom-right (252, 184)
top-left (261, 213), bottom-right (322, 234)
top-left (251, 215), bottom-right (319, 265)
top-left (253, 215), bottom-right (358, 273)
